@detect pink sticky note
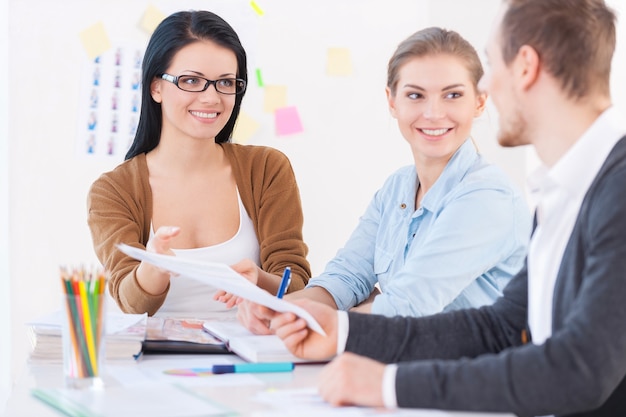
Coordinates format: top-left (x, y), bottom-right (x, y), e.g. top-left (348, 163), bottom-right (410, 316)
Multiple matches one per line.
top-left (275, 106), bottom-right (303, 136)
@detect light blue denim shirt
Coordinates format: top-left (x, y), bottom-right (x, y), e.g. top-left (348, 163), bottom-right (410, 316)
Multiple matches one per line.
top-left (307, 139), bottom-right (531, 317)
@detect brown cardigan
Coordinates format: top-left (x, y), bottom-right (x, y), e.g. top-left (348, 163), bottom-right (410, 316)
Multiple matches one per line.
top-left (87, 143), bottom-right (311, 315)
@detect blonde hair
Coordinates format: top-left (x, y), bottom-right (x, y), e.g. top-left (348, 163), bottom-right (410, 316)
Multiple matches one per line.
top-left (387, 27), bottom-right (483, 96)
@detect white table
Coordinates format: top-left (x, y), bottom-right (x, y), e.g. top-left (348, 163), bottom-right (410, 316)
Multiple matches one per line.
top-left (3, 353), bottom-right (516, 417)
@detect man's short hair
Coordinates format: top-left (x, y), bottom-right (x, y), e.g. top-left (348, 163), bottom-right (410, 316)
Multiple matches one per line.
top-left (501, 0), bottom-right (616, 99)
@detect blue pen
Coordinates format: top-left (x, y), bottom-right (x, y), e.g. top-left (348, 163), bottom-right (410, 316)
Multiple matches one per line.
top-left (212, 362), bottom-right (294, 374)
top-left (276, 267), bottom-right (291, 299)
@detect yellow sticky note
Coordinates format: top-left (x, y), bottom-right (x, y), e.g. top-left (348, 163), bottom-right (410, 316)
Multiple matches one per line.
top-left (263, 85), bottom-right (288, 113)
top-left (79, 22), bottom-right (111, 61)
top-left (140, 5), bottom-right (167, 34)
top-left (326, 47), bottom-right (353, 76)
top-left (232, 111), bottom-right (260, 144)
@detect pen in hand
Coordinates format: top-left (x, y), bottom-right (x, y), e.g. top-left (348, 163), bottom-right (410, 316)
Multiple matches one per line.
top-left (276, 267), bottom-right (291, 299)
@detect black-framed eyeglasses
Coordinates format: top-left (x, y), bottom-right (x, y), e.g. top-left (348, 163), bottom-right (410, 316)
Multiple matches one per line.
top-left (160, 73), bottom-right (246, 95)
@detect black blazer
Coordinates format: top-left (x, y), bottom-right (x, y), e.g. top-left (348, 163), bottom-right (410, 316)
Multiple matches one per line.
top-left (345, 136), bottom-right (626, 417)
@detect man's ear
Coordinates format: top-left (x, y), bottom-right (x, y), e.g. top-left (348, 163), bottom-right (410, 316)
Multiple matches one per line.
top-left (475, 92), bottom-right (488, 117)
top-left (386, 86), bottom-right (397, 118)
top-left (151, 78), bottom-right (163, 104)
top-left (515, 45), bottom-right (541, 92)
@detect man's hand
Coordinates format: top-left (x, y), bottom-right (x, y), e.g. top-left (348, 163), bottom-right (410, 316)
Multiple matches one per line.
top-left (270, 299), bottom-right (338, 361)
top-left (318, 352), bottom-right (386, 407)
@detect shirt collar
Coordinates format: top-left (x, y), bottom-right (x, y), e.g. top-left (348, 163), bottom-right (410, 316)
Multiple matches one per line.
top-left (420, 138), bottom-right (478, 212)
top-left (528, 106), bottom-right (626, 203)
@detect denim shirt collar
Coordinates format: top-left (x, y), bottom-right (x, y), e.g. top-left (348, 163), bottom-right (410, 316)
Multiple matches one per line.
top-left (418, 138), bottom-right (478, 213)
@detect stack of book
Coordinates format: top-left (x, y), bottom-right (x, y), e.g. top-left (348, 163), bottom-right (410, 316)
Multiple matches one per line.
top-left (27, 311), bottom-right (147, 363)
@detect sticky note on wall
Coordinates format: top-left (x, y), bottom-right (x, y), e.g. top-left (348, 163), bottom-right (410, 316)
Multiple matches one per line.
top-left (232, 111), bottom-right (260, 144)
top-left (275, 106), bottom-right (303, 136)
top-left (79, 21), bottom-right (111, 61)
top-left (263, 85), bottom-right (288, 113)
top-left (326, 47), bottom-right (353, 76)
top-left (140, 5), bottom-right (167, 34)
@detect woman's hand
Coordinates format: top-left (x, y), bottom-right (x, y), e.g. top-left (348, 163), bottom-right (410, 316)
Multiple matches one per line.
top-left (236, 300), bottom-right (275, 334)
top-left (213, 259), bottom-right (260, 308)
top-left (146, 226), bottom-right (180, 255)
top-left (136, 225), bottom-right (180, 295)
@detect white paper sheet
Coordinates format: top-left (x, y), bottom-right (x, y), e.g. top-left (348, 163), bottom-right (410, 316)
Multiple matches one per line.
top-left (117, 244), bottom-right (326, 335)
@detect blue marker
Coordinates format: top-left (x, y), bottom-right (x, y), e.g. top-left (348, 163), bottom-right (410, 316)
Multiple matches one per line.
top-left (212, 362), bottom-right (294, 374)
top-left (276, 267), bottom-right (291, 299)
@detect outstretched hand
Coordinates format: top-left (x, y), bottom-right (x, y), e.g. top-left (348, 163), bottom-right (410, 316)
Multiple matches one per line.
top-left (135, 226), bottom-right (181, 295)
top-left (147, 225), bottom-right (180, 256)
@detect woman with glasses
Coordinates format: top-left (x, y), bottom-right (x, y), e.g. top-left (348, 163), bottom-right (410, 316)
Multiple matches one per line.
top-left (237, 27), bottom-right (532, 333)
top-left (87, 10), bottom-right (310, 316)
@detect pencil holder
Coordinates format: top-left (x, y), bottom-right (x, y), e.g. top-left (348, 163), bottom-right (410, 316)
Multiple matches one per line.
top-left (61, 282), bottom-right (106, 389)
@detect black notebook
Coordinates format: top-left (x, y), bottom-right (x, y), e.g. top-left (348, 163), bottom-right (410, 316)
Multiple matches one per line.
top-left (142, 317), bottom-right (229, 355)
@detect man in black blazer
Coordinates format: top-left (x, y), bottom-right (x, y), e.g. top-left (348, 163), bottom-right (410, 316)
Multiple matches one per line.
top-left (267, 1), bottom-right (626, 416)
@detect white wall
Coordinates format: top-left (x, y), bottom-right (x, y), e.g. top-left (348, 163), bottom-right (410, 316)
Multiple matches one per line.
top-left (1, 0), bottom-right (10, 412)
top-left (4, 0), bottom-right (625, 399)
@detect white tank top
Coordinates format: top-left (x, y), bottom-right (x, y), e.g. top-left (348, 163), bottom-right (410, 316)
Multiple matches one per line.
top-left (153, 190), bottom-right (261, 317)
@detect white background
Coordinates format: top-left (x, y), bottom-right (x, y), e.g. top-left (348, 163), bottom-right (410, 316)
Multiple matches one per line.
top-left (2, 0), bottom-right (625, 411)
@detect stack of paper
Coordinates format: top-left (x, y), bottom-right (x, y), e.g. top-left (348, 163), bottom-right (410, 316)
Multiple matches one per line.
top-left (27, 311), bottom-right (147, 363)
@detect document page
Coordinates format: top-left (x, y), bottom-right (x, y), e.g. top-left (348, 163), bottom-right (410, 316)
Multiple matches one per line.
top-left (117, 244), bottom-right (325, 335)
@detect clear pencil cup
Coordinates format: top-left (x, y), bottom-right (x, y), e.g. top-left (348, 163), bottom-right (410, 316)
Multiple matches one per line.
top-left (61, 292), bottom-right (106, 389)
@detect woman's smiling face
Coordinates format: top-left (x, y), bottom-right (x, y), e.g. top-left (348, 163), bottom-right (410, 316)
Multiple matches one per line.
top-left (151, 40), bottom-right (239, 142)
top-left (387, 53), bottom-right (486, 164)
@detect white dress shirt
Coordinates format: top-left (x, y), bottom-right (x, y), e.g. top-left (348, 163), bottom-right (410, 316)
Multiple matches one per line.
top-left (527, 107), bottom-right (626, 345)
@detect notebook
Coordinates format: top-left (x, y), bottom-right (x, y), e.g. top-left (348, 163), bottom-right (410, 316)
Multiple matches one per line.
top-left (142, 317), bottom-right (228, 354)
top-left (202, 318), bottom-right (321, 364)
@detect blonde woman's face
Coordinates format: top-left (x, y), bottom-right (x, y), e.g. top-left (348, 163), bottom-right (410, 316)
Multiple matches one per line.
top-left (387, 54), bottom-right (486, 165)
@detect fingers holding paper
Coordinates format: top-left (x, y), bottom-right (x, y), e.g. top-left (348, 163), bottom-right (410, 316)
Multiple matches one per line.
top-left (118, 244), bottom-right (326, 335)
top-left (270, 299), bottom-right (338, 361)
top-left (318, 352), bottom-right (385, 407)
top-left (136, 226), bottom-right (180, 295)
top-left (214, 259), bottom-right (261, 308)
